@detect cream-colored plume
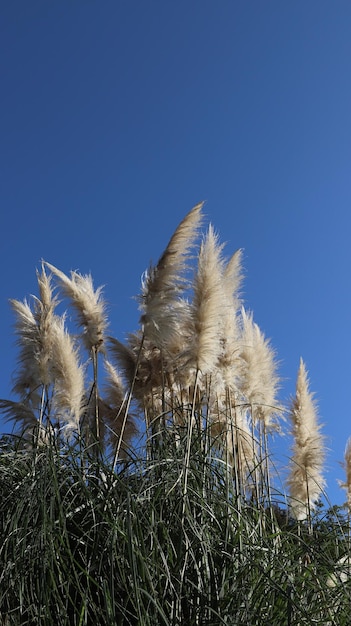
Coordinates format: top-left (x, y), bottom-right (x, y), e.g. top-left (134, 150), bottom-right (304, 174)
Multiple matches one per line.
top-left (99, 359), bottom-right (137, 455)
top-left (50, 316), bottom-right (85, 433)
top-left (239, 308), bottom-right (280, 430)
top-left (223, 249), bottom-right (243, 312)
top-left (287, 358), bottom-right (326, 520)
top-left (338, 437), bottom-right (351, 511)
top-left (188, 225), bottom-right (225, 374)
top-left (217, 249), bottom-right (244, 392)
top-left (10, 266), bottom-right (57, 401)
top-left (45, 262), bottom-right (107, 352)
top-left (140, 202), bottom-right (203, 349)
top-left (108, 336), bottom-right (138, 389)
top-left (211, 401), bottom-right (255, 476)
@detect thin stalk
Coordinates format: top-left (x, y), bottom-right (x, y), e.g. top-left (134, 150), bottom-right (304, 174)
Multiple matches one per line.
top-left (92, 346), bottom-right (100, 460)
top-left (177, 369), bottom-right (201, 622)
top-left (305, 469), bottom-right (313, 535)
top-left (181, 368), bottom-right (200, 519)
top-left (250, 406), bottom-right (260, 510)
top-left (38, 384), bottom-right (46, 430)
top-left (112, 333), bottom-right (145, 472)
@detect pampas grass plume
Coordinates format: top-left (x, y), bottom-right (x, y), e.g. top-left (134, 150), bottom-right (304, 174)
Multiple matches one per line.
top-left (10, 267), bottom-right (57, 396)
top-left (217, 250), bottom-right (244, 392)
top-left (190, 225), bottom-right (225, 374)
top-left (100, 359), bottom-right (136, 453)
top-left (140, 202), bottom-right (203, 349)
top-left (240, 308), bottom-right (280, 430)
top-left (50, 316), bottom-right (85, 433)
top-left (45, 262), bottom-right (107, 352)
top-left (287, 358), bottom-right (326, 520)
top-left (339, 437), bottom-right (351, 511)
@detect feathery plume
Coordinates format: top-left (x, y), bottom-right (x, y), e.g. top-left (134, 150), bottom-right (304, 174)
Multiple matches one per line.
top-left (208, 249), bottom-right (244, 467)
top-left (211, 401), bottom-right (255, 473)
top-left (217, 250), bottom-right (244, 392)
top-left (32, 266), bottom-right (57, 383)
top-left (287, 358), bottom-right (326, 520)
top-left (223, 249), bottom-right (244, 311)
top-left (99, 360), bottom-right (137, 455)
top-left (10, 266), bottom-right (57, 401)
top-left (239, 308), bottom-right (281, 430)
top-left (235, 408), bottom-right (256, 470)
top-left (50, 316), bottom-right (85, 434)
top-left (108, 336), bottom-right (138, 388)
top-left (140, 202), bottom-right (203, 348)
top-left (10, 298), bottom-right (44, 403)
top-left (188, 225), bottom-right (225, 374)
top-left (35, 265), bottom-right (57, 317)
top-left (338, 437), bottom-right (351, 511)
top-left (0, 399), bottom-right (51, 445)
top-left (102, 360), bottom-right (126, 411)
top-left (108, 334), bottom-right (163, 425)
top-left (45, 262), bottom-right (107, 352)
top-left (0, 399), bottom-right (38, 431)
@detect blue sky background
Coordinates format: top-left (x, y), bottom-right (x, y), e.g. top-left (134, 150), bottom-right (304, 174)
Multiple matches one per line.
top-left (1, 0), bottom-right (351, 505)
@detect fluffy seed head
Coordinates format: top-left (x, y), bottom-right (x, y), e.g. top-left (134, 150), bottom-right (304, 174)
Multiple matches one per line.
top-left (287, 358), bottom-right (326, 520)
top-left (45, 262), bottom-right (107, 351)
top-left (189, 225), bottom-right (225, 373)
top-left (10, 268), bottom-right (58, 397)
top-left (99, 359), bottom-right (137, 454)
top-left (339, 437), bottom-right (351, 511)
top-left (50, 316), bottom-right (85, 433)
top-left (239, 308), bottom-right (281, 430)
top-left (140, 202), bottom-right (203, 349)
top-left (217, 250), bottom-right (244, 392)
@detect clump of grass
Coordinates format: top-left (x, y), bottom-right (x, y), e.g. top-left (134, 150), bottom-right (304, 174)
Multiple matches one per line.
top-left (0, 204), bottom-right (350, 625)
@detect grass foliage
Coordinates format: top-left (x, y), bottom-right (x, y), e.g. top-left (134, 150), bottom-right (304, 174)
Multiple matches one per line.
top-left (1, 434), bottom-right (350, 625)
top-left (1, 204), bottom-right (350, 624)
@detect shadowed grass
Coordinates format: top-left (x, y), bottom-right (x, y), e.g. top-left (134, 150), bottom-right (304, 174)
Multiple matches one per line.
top-left (0, 428), bottom-right (349, 626)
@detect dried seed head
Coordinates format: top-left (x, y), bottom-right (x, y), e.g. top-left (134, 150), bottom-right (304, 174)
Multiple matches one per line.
top-left (287, 359), bottom-right (326, 520)
top-left (140, 202), bottom-right (203, 349)
top-left (45, 262), bottom-right (107, 351)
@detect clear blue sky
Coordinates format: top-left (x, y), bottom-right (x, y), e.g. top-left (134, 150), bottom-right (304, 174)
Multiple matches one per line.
top-left (1, 0), bottom-right (351, 505)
